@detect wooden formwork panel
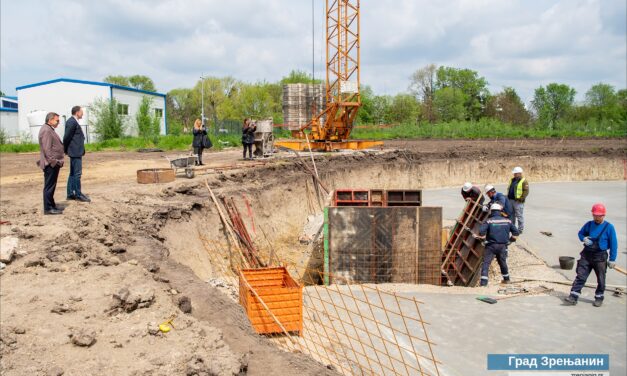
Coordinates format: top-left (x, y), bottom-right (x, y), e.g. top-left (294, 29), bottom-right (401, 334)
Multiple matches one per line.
top-left (326, 207), bottom-right (443, 285)
top-left (136, 168), bottom-right (175, 184)
top-left (239, 267), bottom-right (303, 335)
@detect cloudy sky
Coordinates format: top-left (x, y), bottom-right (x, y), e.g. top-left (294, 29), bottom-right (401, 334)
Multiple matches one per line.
top-left (1, 0), bottom-right (625, 104)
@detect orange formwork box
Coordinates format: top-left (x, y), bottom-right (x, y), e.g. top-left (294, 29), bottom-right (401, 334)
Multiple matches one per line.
top-left (239, 267), bottom-right (303, 336)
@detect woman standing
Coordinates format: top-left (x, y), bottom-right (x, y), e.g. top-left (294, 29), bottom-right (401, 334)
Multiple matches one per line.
top-left (192, 119), bottom-right (208, 165)
top-left (242, 118), bottom-right (256, 160)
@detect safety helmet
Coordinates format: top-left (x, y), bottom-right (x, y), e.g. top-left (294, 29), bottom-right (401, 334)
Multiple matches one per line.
top-left (591, 203), bottom-right (606, 216)
top-left (462, 182), bottom-right (473, 192)
top-left (512, 166), bottom-right (523, 174)
top-left (484, 184), bottom-right (495, 193)
top-left (490, 203), bottom-right (503, 212)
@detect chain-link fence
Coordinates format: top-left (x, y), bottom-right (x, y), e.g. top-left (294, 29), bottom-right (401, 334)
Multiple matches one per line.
top-left (212, 119), bottom-right (242, 136)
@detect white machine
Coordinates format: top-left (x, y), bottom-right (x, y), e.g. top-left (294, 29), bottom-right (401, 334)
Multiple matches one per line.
top-left (253, 118), bottom-right (275, 158)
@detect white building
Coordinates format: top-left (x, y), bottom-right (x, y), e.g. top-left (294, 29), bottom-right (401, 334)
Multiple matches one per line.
top-left (15, 78), bottom-right (167, 143)
top-left (0, 96), bottom-right (19, 142)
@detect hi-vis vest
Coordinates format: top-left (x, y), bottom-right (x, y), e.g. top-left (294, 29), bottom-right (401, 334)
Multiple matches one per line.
top-left (508, 177), bottom-right (526, 199)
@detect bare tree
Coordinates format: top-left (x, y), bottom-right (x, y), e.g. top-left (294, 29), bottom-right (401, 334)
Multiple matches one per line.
top-left (409, 64), bottom-right (437, 122)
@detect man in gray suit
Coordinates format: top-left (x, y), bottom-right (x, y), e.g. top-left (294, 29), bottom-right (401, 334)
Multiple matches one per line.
top-left (38, 112), bottom-right (65, 215)
top-left (63, 105), bottom-right (90, 202)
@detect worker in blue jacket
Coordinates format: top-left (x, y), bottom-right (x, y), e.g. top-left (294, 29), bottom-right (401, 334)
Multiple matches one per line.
top-left (477, 203), bottom-right (520, 286)
top-left (483, 184), bottom-right (514, 219)
top-left (565, 203), bottom-right (618, 307)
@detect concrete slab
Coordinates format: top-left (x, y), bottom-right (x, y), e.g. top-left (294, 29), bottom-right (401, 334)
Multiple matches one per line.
top-left (400, 291), bottom-right (627, 376)
top-left (415, 181), bottom-right (626, 375)
top-left (423, 181), bottom-right (627, 286)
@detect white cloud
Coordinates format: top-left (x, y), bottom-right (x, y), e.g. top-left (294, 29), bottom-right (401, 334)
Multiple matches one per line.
top-left (1, 0), bottom-right (624, 103)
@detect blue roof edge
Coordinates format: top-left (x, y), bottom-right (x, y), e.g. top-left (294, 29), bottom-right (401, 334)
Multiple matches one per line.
top-left (15, 78), bottom-right (166, 97)
top-left (0, 107), bottom-right (18, 112)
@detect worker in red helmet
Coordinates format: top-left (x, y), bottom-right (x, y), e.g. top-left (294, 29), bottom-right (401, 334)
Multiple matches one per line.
top-left (564, 203), bottom-right (618, 307)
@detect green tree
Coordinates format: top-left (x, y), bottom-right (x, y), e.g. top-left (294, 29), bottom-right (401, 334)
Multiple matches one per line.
top-left (235, 83), bottom-right (277, 119)
top-left (91, 98), bottom-right (126, 140)
top-left (485, 87), bottom-right (530, 125)
top-left (388, 94), bottom-right (421, 124)
top-left (104, 75), bottom-right (156, 92)
top-left (196, 76), bottom-right (240, 126)
top-left (371, 95), bottom-right (392, 124)
top-left (128, 75), bottom-right (156, 92)
top-left (356, 85), bottom-right (375, 124)
top-left (531, 83), bottom-right (576, 129)
top-left (280, 70), bottom-right (322, 84)
top-left (435, 67), bottom-right (489, 120)
top-left (433, 87), bottom-right (467, 122)
top-left (167, 88), bottom-right (196, 134)
top-left (617, 89), bottom-right (627, 118)
top-left (585, 83), bottom-right (623, 122)
top-left (136, 96), bottom-right (161, 142)
top-left (103, 75), bottom-right (130, 87)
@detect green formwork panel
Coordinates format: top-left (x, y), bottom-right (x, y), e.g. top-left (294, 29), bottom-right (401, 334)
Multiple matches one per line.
top-left (323, 207), bottom-right (329, 286)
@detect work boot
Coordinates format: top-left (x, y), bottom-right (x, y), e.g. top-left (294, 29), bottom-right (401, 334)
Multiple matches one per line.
top-left (44, 208), bottom-right (63, 215)
top-left (500, 278), bottom-right (511, 284)
top-left (76, 194), bottom-right (91, 203)
top-left (593, 299), bottom-right (603, 307)
top-left (480, 280), bottom-right (488, 287)
top-left (564, 295), bottom-right (578, 305)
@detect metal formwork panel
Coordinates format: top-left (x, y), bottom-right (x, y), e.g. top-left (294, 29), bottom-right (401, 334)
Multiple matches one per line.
top-left (441, 197), bottom-right (488, 286)
top-left (327, 207), bottom-right (442, 285)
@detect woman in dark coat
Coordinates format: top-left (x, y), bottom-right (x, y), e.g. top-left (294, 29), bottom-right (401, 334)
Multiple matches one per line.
top-left (192, 119), bottom-right (208, 165)
top-left (242, 118), bottom-right (256, 160)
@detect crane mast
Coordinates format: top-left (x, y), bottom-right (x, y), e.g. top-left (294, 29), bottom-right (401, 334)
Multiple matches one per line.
top-left (309, 0), bottom-right (360, 142)
top-left (277, 0), bottom-right (381, 151)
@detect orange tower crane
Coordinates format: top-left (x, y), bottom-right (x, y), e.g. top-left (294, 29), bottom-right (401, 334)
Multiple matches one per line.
top-left (276, 0), bottom-right (382, 151)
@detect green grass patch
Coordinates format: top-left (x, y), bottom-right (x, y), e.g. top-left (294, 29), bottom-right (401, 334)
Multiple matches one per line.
top-left (0, 134), bottom-right (243, 154)
top-left (351, 118), bottom-right (627, 140)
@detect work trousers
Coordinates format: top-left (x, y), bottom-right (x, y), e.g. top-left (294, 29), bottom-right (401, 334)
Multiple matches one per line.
top-left (43, 165), bottom-right (61, 211)
top-left (480, 243), bottom-right (509, 285)
top-left (67, 157), bottom-right (82, 198)
top-left (194, 147), bottom-right (204, 165)
top-left (569, 250), bottom-right (608, 301)
top-left (243, 143), bottom-right (253, 159)
top-left (512, 201), bottom-right (524, 233)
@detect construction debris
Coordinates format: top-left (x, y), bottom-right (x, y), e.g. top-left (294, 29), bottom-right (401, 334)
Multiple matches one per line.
top-left (0, 236), bottom-right (19, 263)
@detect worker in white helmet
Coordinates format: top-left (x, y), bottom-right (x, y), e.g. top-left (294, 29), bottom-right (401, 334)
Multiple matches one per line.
top-left (461, 182), bottom-right (481, 203)
top-left (477, 202), bottom-right (520, 286)
top-left (507, 167), bottom-right (529, 233)
top-left (483, 184), bottom-right (514, 219)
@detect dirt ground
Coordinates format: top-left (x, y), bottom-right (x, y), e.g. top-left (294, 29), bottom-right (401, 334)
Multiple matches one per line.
top-left (0, 138), bottom-right (625, 375)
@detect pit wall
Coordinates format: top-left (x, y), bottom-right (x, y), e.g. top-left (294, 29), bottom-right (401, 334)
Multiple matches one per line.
top-left (165, 156), bottom-right (624, 281)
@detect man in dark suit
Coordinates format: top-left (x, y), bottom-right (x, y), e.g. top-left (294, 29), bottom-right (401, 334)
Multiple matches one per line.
top-left (38, 112), bottom-right (64, 215)
top-left (63, 105), bottom-right (90, 202)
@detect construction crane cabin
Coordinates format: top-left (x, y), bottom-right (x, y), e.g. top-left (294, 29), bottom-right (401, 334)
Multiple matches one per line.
top-left (275, 0), bottom-right (383, 152)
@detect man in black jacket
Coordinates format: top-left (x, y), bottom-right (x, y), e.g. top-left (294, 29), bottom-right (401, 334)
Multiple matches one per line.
top-left (63, 106), bottom-right (90, 202)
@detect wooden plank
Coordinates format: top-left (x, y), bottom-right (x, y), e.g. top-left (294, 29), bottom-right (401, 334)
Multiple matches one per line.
top-left (249, 307), bottom-right (302, 317)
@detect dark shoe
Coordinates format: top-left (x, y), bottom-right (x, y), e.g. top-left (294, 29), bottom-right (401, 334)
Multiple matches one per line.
top-left (593, 299), bottom-right (603, 307)
top-left (500, 279), bottom-right (511, 284)
top-left (76, 194), bottom-right (91, 203)
top-left (44, 208), bottom-right (63, 215)
top-left (480, 281), bottom-right (488, 287)
top-left (564, 296), bottom-right (578, 305)
top-left (66, 195), bottom-right (76, 200)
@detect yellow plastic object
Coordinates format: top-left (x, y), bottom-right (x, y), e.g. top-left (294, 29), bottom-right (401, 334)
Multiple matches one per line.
top-left (158, 314), bottom-right (176, 333)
